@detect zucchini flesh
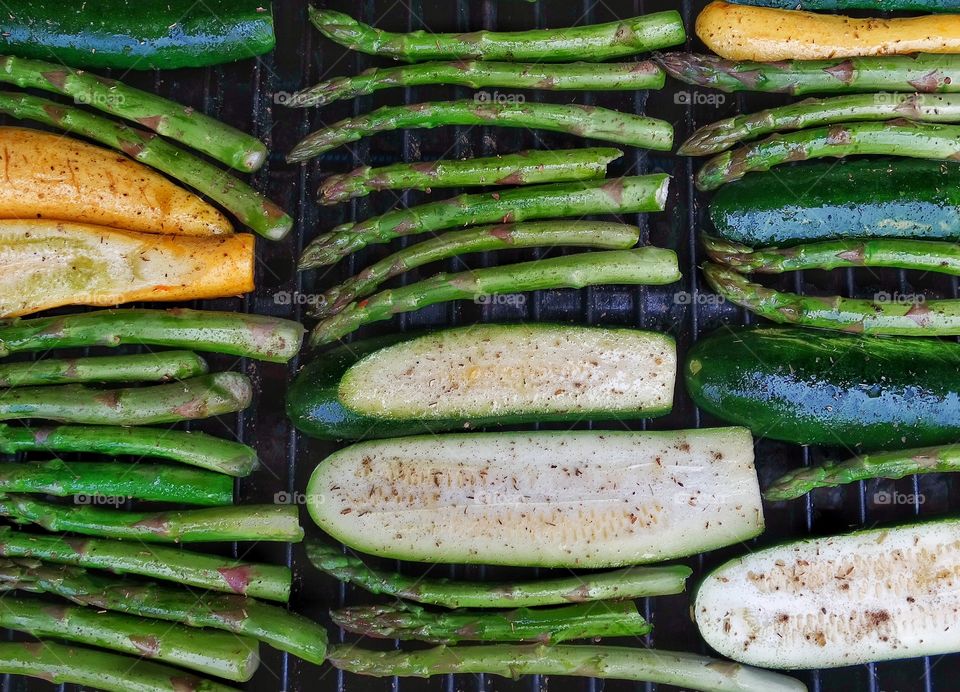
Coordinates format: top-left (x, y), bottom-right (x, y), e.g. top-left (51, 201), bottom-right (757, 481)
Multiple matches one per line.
top-left (306, 428), bottom-right (763, 568)
top-left (696, 520), bottom-right (960, 668)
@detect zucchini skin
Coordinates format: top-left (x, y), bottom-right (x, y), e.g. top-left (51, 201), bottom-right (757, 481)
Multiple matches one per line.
top-left (287, 327), bottom-right (674, 441)
top-left (685, 327), bottom-right (960, 449)
top-left (709, 159), bottom-right (960, 246)
top-left (0, 1), bottom-right (275, 70)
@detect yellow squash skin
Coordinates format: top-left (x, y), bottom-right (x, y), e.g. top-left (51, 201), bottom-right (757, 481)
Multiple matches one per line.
top-left (0, 220), bottom-right (254, 317)
top-left (0, 127), bottom-right (232, 235)
top-left (697, 1), bottom-right (960, 61)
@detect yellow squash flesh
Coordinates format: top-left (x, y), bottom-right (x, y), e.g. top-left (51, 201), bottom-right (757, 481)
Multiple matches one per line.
top-left (697, 1), bottom-right (960, 61)
top-left (0, 127), bottom-right (232, 235)
top-left (0, 220), bottom-right (254, 317)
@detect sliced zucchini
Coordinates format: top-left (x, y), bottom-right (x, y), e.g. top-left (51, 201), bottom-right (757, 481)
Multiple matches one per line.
top-left (696, 520), bottom-right (960, 669)
top-left (306, 428), bottom-right (763, 568)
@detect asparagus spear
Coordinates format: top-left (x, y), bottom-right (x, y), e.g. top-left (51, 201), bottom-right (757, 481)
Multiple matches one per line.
top-left (0, 559), bottom-right (327, 665)
top-left (0, 459), bottom-right (232, 506)
top-left (765, 444), bottom-right (960, 501)
top-left (0, 494), bottom-right (303, 543)
top-left (0, 526), bottom-right (290, 601)
top-left (0, 91), bottom-right (291, 240)
top-left (0, 350), bottom-right (207, 387)
top-left (318, 148), bottom-right (622, 204)
top-left (681, 93), bottom-right (960, 156)
top-left (0, 594), bottom-right (259, 681)
top-left (327, 643), bottom-right (807, 691)
top-left (332, 601), bottom-right (652, 644)
top-left (312, 221), bottom-right (642, 318)
top-left (308, 541), bottom-right (691, 608)
top-left (301, 175), bottom-right (669, 269)
top-left (0, 373), bottom-right (251, 425)
top-left (310, 247), bottom-right (681, 346)
top-left (0, 55), bottom-right (267, 172)
top-left (655, 52), bottom-right (960, 95)
top-left (0, 423), bottom-right (258, 477)
top-left (0, 640), bottom-right (236, 692)
top-left (703, 262), bottom-right (960, 335)
top-left (287, 101), bottom-right (673, 162)
top-left (704, 236), bottom-right (960, 276)
top-left (696, 120), bottom-right (960, 191)
top-left (0, 308), bottom-right (304, 363)
top-left (290, 60), bottom-right (665, 108)
top-left (311, 8), bottom-right (685, 62)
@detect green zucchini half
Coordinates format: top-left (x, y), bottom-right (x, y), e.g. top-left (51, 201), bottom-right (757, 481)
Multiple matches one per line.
top-left (696, 520), bottom-right (960, 668)
top-left (307, 428), bottom-right (762, 568)
top-left (287, 324), bottom-right (676, 440)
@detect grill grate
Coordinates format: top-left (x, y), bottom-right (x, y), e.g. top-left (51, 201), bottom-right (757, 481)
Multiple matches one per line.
top-left (0, 0), bottom-right (953, 690)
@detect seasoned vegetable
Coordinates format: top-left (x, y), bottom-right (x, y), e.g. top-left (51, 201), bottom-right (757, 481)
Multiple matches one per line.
top-left (0, 594), bottom-right (259, 681)
top-left (307, 429), bottom-right (761, 567)
top-left (311, 7), bottom-right (685, 62)
top-left (696, 520), bottom-right (960, 668)
top-left (0, 424), bottom-right (258, 477)
top-left (312, 221), bottom-right (641, 318)
top-left (0, 0), bottom-right (275, 70)
top-left (0, 351), bottom-right (207, 387)
top-left (731, 0), bottom-right (954, 10)
top-left (704, 262), bottom-right (960, 335)
top-left (696, 1), bottom-right (960, 61)
top-left (0, 526), bottom-right (290, 601)
top-left (328, 643), bottom-right (806, 691)
top-left (0, 495), bottom-right (303, 543)
top-left (0, 308), bottom-right (303, 363)
top-left (287, 101), bottom-right (673, 162)
top-left (318, 148), bottom-right (621, 204)
top-left (685, 327), bottom-right (960, 448)
top-left (0, 127), bottom-right (230, 235)
top-left (290, 60), bottom-right (665, 108)
top-left (290, 324), bottom-right (677, 439)
top-left (657, 52), bottom-right (960, 95)
top-left (708, 159), bottom-right (960, 246)
top-left (697, 121), bottom-right (960, 191)
top-left (310, 248), bottom-right (680, 345)
top-left (307, 541), bottom-right (692, 608)
top-left (301, 175), bottom-right (669, 269)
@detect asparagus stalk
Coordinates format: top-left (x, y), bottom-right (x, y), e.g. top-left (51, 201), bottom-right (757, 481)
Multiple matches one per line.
top-left (287, 100), bottom-right (673, 162)
top-left (0, 55), bottom-right (266, 172)
top-left (0, 559), bottom-right (327, 665)
top-left (311, 8), bottom-right (685, 62)
top-left (327, 643), bottom-right (807, 691)
top-left (0, 350), bottom-right (208, 387)
top-left (0, 459), bottom-right (232, 506)
top-left (0, 91), bottom-right (291, 240)
top-left (310, 247), bottom-right (680, 346)
top-left (681, 93), bottom-right (960, 156)
top-left (696, 120), bottom-right (960, 191)
top-left (704, 236), bottom-right (960, 276)
top-left (0, 526), bottom-right (290, 601)
top-left (318, 148), bottom-right (621, 204)
top-left (0, 594), bottom-right (259, 681)
top-left (703, 262), bottom-right (960, 335)
top-left (331, 601), bottom-right (652, 644)
top-left (290, 60), bottom-right (665, 108)
top-left (307, 541), bottom-right (691, 608)
top-left (0, 308), bottom-right (304, 363)
top-left (0, 424), bottom-right (257, 477)
top-left (0, 373), bottom-right (251, 425)
top-left (655, 52), bottom-right (960, 95)
top-left (300, 175), bottom-right (669, 269)
top-left (0, 494), bottom-right (303, 543)
top-left (0, 640), bottom-right (236, 692)
top-left (312, 221), bottom-right (642, 318)
top-left (765, 444), bottom-right (960, 501)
